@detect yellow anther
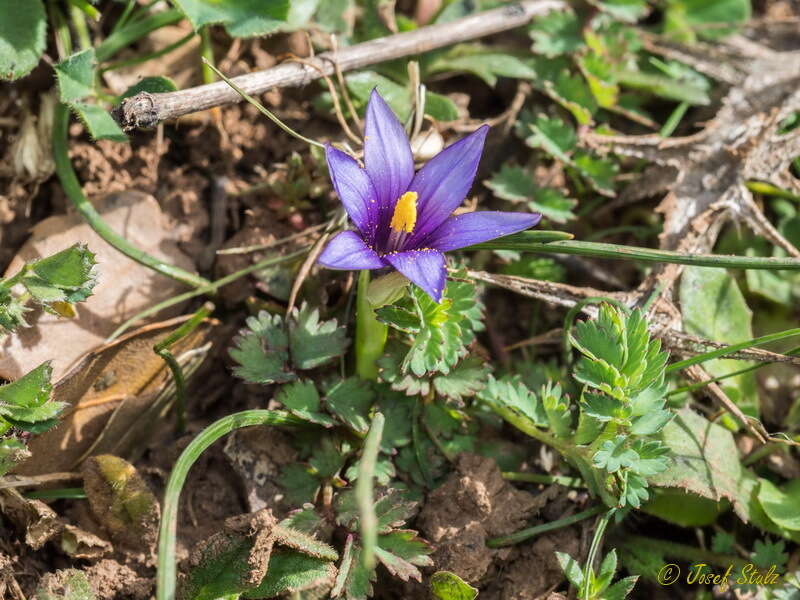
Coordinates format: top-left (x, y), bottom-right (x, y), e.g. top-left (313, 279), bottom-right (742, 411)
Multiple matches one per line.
top-left (389, 191), bottom-right (418, 233)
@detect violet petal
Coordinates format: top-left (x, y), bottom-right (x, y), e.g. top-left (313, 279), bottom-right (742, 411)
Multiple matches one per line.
top-left (406, 125), bottom-right (489, 248)
top-left (364, 89), bottom-right (415, 243)
top-left (325, 144), bottom-right (378, 243)
top-left (422, 211), bottom-right (542, 252)
top-left (384, 248), bottom-right (447, 302)
top-left (317, 230), bottom-right (384, 270)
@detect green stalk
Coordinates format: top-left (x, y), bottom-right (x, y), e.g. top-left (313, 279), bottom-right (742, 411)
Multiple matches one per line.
top-left (469, 234), bottom-right (800, 271)
top-left (487, 505), bottom-right (605, 548)
top-left (660, 101), bottom-right (689, 137)
top-left (502, 471), bottom-right (586, 488)
top-left (355, 412), bottom-right (385, 570)
top-left (25, 487), bottom-right (86, 500)
top-left (355, 271), bottom-right (388, 380)
top-left (746, 181), bottom-right (800, 202)
top-left (53, 103), bottom-right (211, 289)
top-left (157, 410), bottom-right (303, 600)
top-left (202, 59), bottom-right (325, 149)
top-left (69, 3), bottom-right (92, 50)
top-left (199, 27), bottom-right (216, 85)
top-left (107, 248), bottom-right (308, 341)
top-left (583, 509), bottom-right (613, 600)
top-left (153, 302), bottom-right (214, 433)
top-left (95, 8), bottom-right (183, 62)
top-left (667, 327), bottom-right (800, 373)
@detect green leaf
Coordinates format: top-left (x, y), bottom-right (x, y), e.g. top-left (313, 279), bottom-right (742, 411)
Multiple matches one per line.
top-left (758, 479), bottom-right (800, 531)
top-left (335, 488), bottom-right (418, 533)
top-left (592, 0), bottom-right (649, 22)
top-left (118, 76), bottom-right (178, 101)
top-left (478, 375), bottom-right (547, 428)
top-left (331, 536), bottom-right (375, 600)
top-left (523, 115), bottom-right (577, 162)
top-left (0, 0), bottom-right (46, 81)
top-left (680, 266), bottom-right (758, 417)
top-left (425, 44), bottom-right (538, 87)
top-left (593, 436), bottom-right (639, 473)
top-left (229, 311), bottom-right (295, 384)
top-left (0, 362), bottom-right (64, 425)
top-left (243, 550), bottom-right (336, 598)
top-left (276, 380), bottom-right (336, 427)
top-left (649, 408), bottom-right (750, 521)
top-left (424, 92), bottom-right (459, 122)
top-left (289, 303), bottom-right (349, 370)
top-left (278, 464), bottom-right (320, 505)
top-left (603, 575), bottom-right (639, 600)
top-left (324, 377), bottom-right (373, 435)
top-left (529, 10), bottom-right (583, 56)
top-left (71, 103), bottom-right (128, 142)
top-left (374, 530), bottom-right (433, 582)
top-left (309, 436), bottom-right (347, 478)
top-left (615, 69), bottom-right (710, 105)
top-left (630, 408), bottom-right (673, 435)
top-left (573, 151), bottom-right (617, 195)
top-left (386, 277), bottom-right (482, 377)
top-left (665, 0), bottom-right (750, 40)
top-left (582, 393), bottom-right (626, 422)
top-left (178, 531), bottom-right (258, 600)
top-left (628, 439), bottom-right (670, 476)
top-left (485, 164), bottom-right (576, 223)
top-left (711, 531), bottom-right (736, 554)
top-left (751, 538), bottom-right (789, 570)
top-left (55, 48), bottom-right (96, 103)
top-left (0, 288), bottom-right (29, 336)
top-left (579, 52), bottom-right (619, 108)
top-left (170, 0), bottom-right (290, 36)
top-left (23, 244), bottom-right (98, 305)
top-left (556, 551), bottom-right (584, 589)
top-left (430, 571), bottom-right (478, 600)
top-left (273, 525), bottom-right (338, 560)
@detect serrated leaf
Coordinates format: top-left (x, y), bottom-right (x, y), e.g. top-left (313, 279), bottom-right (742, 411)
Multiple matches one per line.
top-left (71, 102), bottom-right (128, 142)
top-left (374, 530), bottom-right (433, 582)
top-left (548, 70), bottom-right (597, 125)
top-left (309, 436), bottom-right (347, 478)
top-left (431, 356), bottom-right (491, 400)
top-left (628, 439), bottom-right (670, 476)
top-left (335, 488), bottom-right (418, 533)
top-left (573, 151), bottom-right (617, 195)
top-left (0, 362), bottom-right (64, 425)
top-left (279, 505), bottom-right (323, 535)
top-left (593, 435), bottom-right (638, 473)
top-left (289, 303), bottom-right (349, 370)
top-left (523, 115), bottom-right (577, 162)
top-left (324, 377), bottom-right (373, 435)
top-left (229, 311), bottom-right (295, 384)
top-left (649, 408), bottom-right (750, 521)
top-left (171, 0), bottom-right (290, 36)
top-left (664, 0), bottom-right (750, 41)
top-left (273, 525), bottom-right (338, 560)
top-left (592, 0), bottom-right (649, 22)
top-left (485, 164), bottom-right (576, 223)
top-left (23, 244), bottom-right (98, 305)
top-left (375, 305), bottom-right (421, 333)
top-left (178, 531), bottom-right (261, 600)
top-left (479, 374), bottom-right (548, 428)
top-left (630, 408), bottom-right (673, 435)
top-left (751, 538), bottom-right (789, 570)
top-left (0, 0), bottom-right (47, 81)
top-left (582, 393), bottom-right (626, 422)
top-left (243, 550), bottom-right (336, 598)
top-left (276, 380), bottom-right (336, 427)
top-left (603, 575), bottom-right (639, 600)
top-left (331, 537), bottom-right (375, 600)
top-left (54, 49), bottom-right (96, 103)
top-left (0, 288), bottom-right (31, 335)
top-left (529, 10), bottom-right (583, 56)
top-left (430, 571), bottom-right (478, 600)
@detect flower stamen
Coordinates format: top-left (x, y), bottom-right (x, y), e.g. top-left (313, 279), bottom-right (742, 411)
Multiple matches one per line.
top-left (387, 191), bottom-right (418, 251)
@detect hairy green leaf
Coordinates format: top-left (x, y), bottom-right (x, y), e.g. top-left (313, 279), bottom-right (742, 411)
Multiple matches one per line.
top-left (0, 0), bottom-right (47, 81)
top-left (289, 303), bottom-right (349, 370)
top-left (430, 571), bottom-right (478, 600)
top-left (170, 0), bottom-right (290, 36)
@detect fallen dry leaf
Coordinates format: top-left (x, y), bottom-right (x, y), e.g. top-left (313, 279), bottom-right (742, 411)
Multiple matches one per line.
top-left (0, 190), bottom-right (197, 381)
top-left (13, 314), bottom-right (216, 476)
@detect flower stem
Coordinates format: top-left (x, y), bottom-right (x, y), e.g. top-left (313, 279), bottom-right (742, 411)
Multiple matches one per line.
top-left (487, 505), bottom-right (605, 548)
top-left (356, 412), bottom-right (384, 570)
top-left (53, 103), bottom-right (211, 289)
top-left (355, 270), bottom-right (388, 380)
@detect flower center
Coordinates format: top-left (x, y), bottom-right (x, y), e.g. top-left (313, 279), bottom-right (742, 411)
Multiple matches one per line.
top-left (389, 191), bottom-right (418, 234)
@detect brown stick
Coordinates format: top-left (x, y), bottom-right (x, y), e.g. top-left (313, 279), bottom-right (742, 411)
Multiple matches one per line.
top-left (113, 0), bottom-right (566, 129)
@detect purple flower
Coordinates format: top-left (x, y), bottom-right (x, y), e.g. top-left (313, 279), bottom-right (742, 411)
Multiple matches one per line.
top-left (318, 90), bottom-right (541, 302)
